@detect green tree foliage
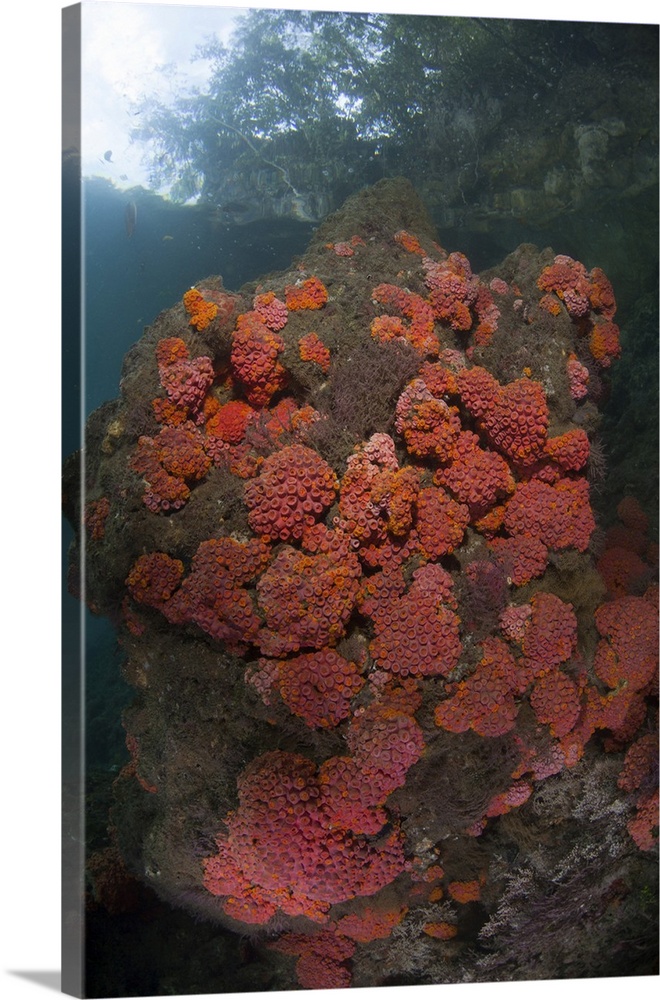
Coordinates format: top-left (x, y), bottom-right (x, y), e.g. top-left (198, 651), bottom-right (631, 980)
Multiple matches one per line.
top-left (131, 10), bottom-right (658, 215)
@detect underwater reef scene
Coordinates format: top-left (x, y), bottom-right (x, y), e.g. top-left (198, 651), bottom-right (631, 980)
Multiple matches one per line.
top-left (64, 178), bottom-right (658, 992)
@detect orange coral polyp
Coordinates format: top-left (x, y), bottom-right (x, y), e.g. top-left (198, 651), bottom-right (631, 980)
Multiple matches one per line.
top-left (448, 879), bottom-right (482, 903)
top-left (299, 332), bottom-right (331, 373)
top-left (285, 276), bottom-right (329, 310)
top-left (183, 287), bottom-right (219, 330)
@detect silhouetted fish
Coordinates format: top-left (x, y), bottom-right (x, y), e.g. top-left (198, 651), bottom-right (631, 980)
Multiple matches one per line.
top-left (125, 201), bottom-right (137, 238)
top-left (103, 149), bottom-right (113, 162)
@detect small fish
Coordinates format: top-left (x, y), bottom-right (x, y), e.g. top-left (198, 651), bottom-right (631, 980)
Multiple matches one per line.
top-left (162, 234), bottom-right (174, 242)
top-left (103, 149), bottom-right (113, 162)
top-left (125, 201), bottom-right (137, 238)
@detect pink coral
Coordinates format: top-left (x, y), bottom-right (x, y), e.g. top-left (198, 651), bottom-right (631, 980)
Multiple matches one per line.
top-left (244, 443), bottom-right (338, 542)
top-left (457, 367), bottom-right (549, 467)
top-left (589, 319), bottom-right (621, 367)
top-left (156, 337), bottom-right (214, 421)
top-left (536, 254), bottom-right (592, 318)
top-left (298, 331), bottom-right (331, 373)
top-left (126, 552), bottom-right (184, 607)
top-left (231, 311), bottom-right (286, 406)
top-left (504, 477), bottom-right (595, 552)
top-left (520, 592), bottom-right (578, 673)
top-left (84, 497), bottom-right (111, 541)
top-left (416, 485), bottom-right (469, 558)
top-left (162, 536), bottom-right (270, 653)
top-left (269, 931), bottom-right (355, 989)
top-left (130, 422), bottom-right (210, 512)
top-left (395, 378), bottom-right (462, 461)
top-left (202, 749), bottom-right (407, 924)
top-left (205, 399), bottom-right (255, 445)
top-left (347, 697), bottom-right (425, 795)
top-left (182, 287), bottom-right (218, 330)
top-left (423, 256), bottom-right (477, 332)
top-left (489, 534), bottom-right (549, 586)
top-left (370, 564), bottom-right (462, 678)
top-left (617, 496), bottom-right (649, 534)
top-left (434, 430), bottom-right (515, 516)
top-left (434, 637), bottom-right (520, 738)
top-left (371, 282), bottom-right (439, 355)
top-left (256, 526), bottom-right (361, 655)
top-left (567, 354), bottom-right (590, 399)
top-left (529, 668), bottom-right (581, 737)
top-left (253, 290), bottom-right (288, 330)
top-left (544, 428), bottom-right (590, 472)
top-left (593, 595), bottom-right (658, 692)
top-left (337, 905), bottom-right (407, 942)
top-left (285, 276), bottom-right (328, 311)
top-left (597, 546), bottom-right (650, 598)
top-left (273, 648), bottom-right (364, 728)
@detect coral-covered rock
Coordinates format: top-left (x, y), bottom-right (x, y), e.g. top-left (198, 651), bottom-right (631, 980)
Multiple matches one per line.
top-left (68, 179), bottom-right (653, 987)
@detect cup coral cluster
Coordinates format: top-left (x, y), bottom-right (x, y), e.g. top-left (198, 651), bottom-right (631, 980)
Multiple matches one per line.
top-left (83, 200), bottom-right (656, 990)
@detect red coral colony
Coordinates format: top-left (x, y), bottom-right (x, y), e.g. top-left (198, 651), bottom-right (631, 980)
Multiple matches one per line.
top-left (66, 180), bottom-right (657, 989)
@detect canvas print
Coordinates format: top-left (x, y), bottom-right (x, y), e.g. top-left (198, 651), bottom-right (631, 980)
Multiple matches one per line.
top-left (62, 2), bottom-right (659, 996)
